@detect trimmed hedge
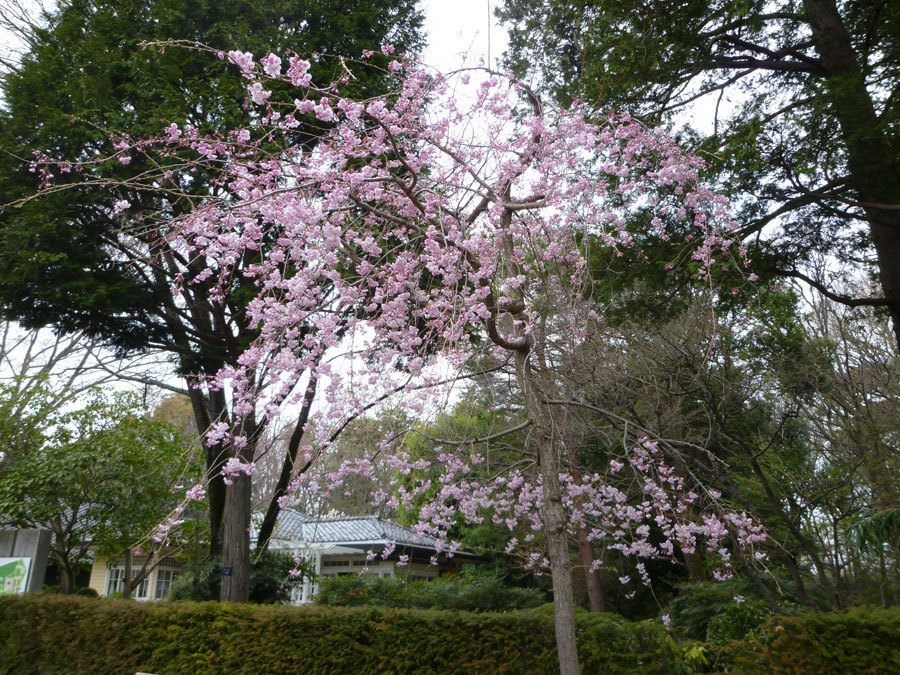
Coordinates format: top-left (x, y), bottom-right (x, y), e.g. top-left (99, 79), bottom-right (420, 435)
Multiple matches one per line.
top-left (316, 567), bottom-right (546, 612)
top-left (0, 594), bottom-right (681, 674)
top-left (709, 606), bottom-right (900, 673)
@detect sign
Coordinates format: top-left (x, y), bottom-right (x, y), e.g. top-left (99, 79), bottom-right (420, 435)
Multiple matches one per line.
top-left (0, 557), bottom-right (31, 595)
top-left (222, 566), bottom-right (233, 576)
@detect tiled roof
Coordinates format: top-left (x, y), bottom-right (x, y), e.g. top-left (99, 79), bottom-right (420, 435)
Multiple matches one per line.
top-left (264, 509), bottom-right (438, 548)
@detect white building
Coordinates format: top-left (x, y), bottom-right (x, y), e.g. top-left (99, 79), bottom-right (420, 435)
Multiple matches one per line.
top-left (88, 510), bottom-right (475, 603)
top-left (258, 510), bottom-right (477, 604)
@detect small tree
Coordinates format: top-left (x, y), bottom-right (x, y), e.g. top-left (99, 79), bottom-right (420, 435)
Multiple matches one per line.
top-left (29, 49), bottom-right (766, 673)
top-left (0, 388), bottom-right (197, 594)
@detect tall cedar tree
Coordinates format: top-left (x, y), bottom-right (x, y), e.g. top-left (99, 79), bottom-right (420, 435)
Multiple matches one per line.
top-left (498, 0), bottom-right (900, 346)
top-left (0, 0), bottom-right (424, 601)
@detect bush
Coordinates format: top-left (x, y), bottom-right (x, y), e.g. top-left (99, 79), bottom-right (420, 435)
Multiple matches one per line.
top-left (663, 578), bottom-right (777, 640)
top-left (0, 594), bottom-right (681, 674)
top-left (168, 551), bottom-right (305, 604)
top-left (316, 564), bottom-right (546, 611)
top-left (722, 606), bottom-right (900, 673)
top-left (39, 585), bottom-right (99, 598)
top-left (705, 600), bottom-right (770, 644)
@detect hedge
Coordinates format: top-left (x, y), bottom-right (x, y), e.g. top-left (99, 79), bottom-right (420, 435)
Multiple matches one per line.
top-left (0, 595), bottom-right (681, 674)
top-left (708, 606), bottom-right (900, 674)
top-left (315, 567), bottom-right (546, 612)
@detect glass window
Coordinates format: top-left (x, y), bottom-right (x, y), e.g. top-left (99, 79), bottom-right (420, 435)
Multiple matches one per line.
top-left (154, 569), bottom-right (179, 599)
top-left (106, 567), bottom-right (149, 599)
top-left (105, 567), bottom-right (125, 596)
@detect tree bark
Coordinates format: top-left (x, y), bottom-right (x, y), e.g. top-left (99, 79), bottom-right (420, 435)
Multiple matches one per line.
top-left (220, 472), bottom-right (251, 602)
top-left (737, 552), bottom-right (779, 613)
top-left (516, 352), bottom-right (580, 675)
top-left (576, 526), bottom-right (605, 612)
top-left (187, 385), bottom-right (229, 558)
top-left (54, 551), bottom-right (74, 594)
top-left (783, 551), bottom-right (814, 607)
top-left (804, 0), bottom-right (900, 349)
top-left (684, 551), bottom-right (707, 582)
top-left (220, 415), bottom-right (258, 603)
top-left (123, 545), bottom-right (133, 600)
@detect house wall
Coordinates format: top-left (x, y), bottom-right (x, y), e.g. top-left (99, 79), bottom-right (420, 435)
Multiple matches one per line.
top-left (278, 549), bottom-right (442, 605)
top-left (88, 556), bottom-right (108, 596)
top-left (88, 555), bottom-right (185, 600)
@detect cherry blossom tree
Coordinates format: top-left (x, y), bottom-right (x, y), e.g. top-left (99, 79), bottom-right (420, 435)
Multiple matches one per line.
top-left (29, 45), bottom-right (765, 673)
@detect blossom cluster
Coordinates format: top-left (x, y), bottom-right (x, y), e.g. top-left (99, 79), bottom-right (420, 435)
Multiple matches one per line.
top-left (32, 47), bottom-right (762, 575)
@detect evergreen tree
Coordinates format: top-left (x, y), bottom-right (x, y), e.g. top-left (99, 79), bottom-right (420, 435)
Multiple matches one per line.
top-left (0, 0), bottom-right (424, 601)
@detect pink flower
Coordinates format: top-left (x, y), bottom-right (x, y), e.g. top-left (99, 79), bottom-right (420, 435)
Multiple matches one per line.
top-left (248, 82), bottom-right (271, 106)
top-left (185, 483), bottom-right (206, 502)
top-left (260, 53), bottom-right (282, 77)
top-left (227, 50), bottom-right (255, 73)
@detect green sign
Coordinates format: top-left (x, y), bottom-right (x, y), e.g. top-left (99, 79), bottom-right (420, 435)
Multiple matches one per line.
top-left (0, 557), bottom-right (31, 595)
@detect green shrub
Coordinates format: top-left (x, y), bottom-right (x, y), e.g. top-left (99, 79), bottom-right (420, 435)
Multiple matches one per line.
top-left (0, 594), bottom-right (681, 674)
top-left (723, 606), bottom-right (900, 673)
top-left (75, 586), bottom-right (99, 597)
top-left (705, 600), bottom-right (770, 644)
top-left (662, 578), bottom-right (787, 640)
top-left (168, 551), bottom-right (305, 604)
top-left (316, 564), bottom-right (546, 612)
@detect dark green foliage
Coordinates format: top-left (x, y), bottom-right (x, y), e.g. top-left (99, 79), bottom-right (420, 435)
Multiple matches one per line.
top-left (706, 601), bottom-right (771, 645)
top-left (664, 580), bottom-right (757, 641)
top-left (663, 579), bottom-right (786, 642)
top-left (168, 551), bottom-right (306, 605)
top-left (721, 606), bottom-right (900, 673)
top-left (0, 594), bottom-right (682, 674)
top-left (498, 0), bottom-right (900, 339)
top-left (316, 564), bottom-right (546, 612)
top-left (0, 0), bottom-right (424, 356)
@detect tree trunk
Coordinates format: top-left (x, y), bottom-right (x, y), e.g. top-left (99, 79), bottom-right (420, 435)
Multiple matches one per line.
top-left (516, 352), bottom-right (580, 675)
top-left (220, 471), bottom-right (251, 602)
top-left (54, 552), bottom-right (74, 594)
top-left (576, 524), bottom-right (604, 612)
top-left (220, 415), bottom-right (258, 603)
top-left (187, 384), bottom-right (228, 557)
top-left (736, 549), bottom-right (779, 613)
top-left (804, 0), bottom-right (900, 349)
top-left (783, 551), bottom-right (814, 607)
top-left (123, 546), bottom-right (133, 600)
top-left (684, 551), bottom-right (707, 582)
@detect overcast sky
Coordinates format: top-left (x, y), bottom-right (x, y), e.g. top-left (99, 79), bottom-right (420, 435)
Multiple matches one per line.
top-left (422, 0), bottom-right (508, 72)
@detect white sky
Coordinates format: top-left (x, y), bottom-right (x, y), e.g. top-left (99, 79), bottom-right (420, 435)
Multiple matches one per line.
top-left (422, 0), bottom-right (508, 72)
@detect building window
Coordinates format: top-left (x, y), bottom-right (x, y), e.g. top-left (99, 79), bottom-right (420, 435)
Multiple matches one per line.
top-left (106, 567), bottom-right (149, 599)
top-left (154, 569), bottom-right (179, 599)
top-left (352, 560), bottom-right (368, 567)
top-left (322, 560), bottom-right (350, 567)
